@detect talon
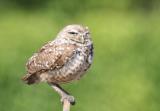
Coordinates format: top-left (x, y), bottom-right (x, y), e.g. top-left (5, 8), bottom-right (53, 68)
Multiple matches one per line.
top-left (70, 100), bottom-right (76, 105)
top-left (61, 95), bottom-right (76, 105)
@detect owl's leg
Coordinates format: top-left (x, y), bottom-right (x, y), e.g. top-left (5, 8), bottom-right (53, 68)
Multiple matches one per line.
top-left (48, 83), bottom-right (75, 105)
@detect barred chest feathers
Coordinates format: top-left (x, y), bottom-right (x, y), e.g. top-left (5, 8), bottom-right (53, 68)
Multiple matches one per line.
top-left (43, 43), bottom-right (93, 83)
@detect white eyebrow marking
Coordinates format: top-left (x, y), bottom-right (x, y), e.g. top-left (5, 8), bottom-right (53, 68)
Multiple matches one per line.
top-left (69, 29), bottom-right (78, 33)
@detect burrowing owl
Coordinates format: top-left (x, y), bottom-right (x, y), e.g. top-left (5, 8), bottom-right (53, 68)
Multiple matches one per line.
top-left (22, 24), bottom-right (93, 105)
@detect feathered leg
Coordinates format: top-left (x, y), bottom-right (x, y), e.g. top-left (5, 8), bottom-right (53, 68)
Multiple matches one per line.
top-left (48, 83), bottom-right (75, 106)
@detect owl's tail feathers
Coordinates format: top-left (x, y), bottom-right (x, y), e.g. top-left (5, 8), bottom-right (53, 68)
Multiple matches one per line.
top-left (22, 73), bottom-right (39, 85)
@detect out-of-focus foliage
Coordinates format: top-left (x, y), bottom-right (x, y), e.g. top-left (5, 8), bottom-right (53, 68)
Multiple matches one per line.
top-left (0, 0), bottom-right (160, 111)
top-left (1, 0), bottom-right (160, 11)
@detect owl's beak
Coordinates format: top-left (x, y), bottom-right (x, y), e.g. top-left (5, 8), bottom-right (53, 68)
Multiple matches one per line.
top-left (75, 34), bottom-right (86, 44)
top-left (80, 35), bottom-right (85, 43)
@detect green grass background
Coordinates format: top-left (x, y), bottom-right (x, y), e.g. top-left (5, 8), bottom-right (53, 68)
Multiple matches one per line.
top-left (0, 1), bottom-right (160, 111)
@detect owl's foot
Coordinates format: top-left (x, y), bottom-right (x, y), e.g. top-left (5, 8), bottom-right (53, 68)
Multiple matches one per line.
top-left (61, 94), bottom-right (75, 105)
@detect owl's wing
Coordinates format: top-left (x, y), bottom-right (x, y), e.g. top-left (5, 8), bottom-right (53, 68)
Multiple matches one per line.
top-left (26, 41), bottom-right (77, 74)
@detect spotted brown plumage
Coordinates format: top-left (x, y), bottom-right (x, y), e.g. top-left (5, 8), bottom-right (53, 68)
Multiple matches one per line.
top-left (22, 24), bottom-right (93, 106)
top-left (23, 43), bottom-right (77, 84)
top-left (22, 25), bottom-right (93, 85)
top-left (22, 25), bottom-right (93, 106)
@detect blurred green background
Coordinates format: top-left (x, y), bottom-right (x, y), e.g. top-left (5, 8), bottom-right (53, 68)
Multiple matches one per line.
top-left (0, 0), bottom-right (160, 111)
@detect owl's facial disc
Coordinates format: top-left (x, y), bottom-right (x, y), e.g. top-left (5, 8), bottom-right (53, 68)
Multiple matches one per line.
top-left (68, 30), bottom-right (88, 44)
top-left (58, 24), bottom-right (90, 44)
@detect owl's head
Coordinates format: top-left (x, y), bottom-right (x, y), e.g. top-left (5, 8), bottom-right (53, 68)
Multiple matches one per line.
top-left (57, 24), bottom-right (91, 44)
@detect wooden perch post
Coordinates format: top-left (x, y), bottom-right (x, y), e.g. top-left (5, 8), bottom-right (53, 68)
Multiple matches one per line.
top-left (63, 99), bottom-right (71, 111)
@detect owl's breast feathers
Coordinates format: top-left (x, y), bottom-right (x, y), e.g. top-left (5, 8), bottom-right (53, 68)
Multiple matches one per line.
top-left (87, 44), bottom-right (94, 65)
top-left (22, 41), bottom-right (77, 84)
